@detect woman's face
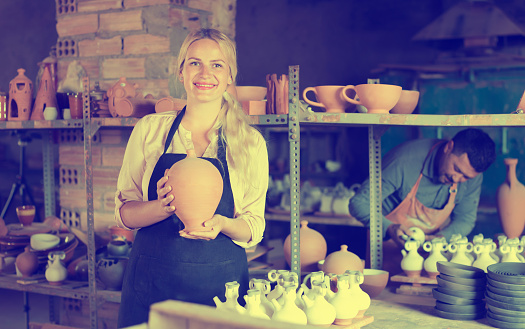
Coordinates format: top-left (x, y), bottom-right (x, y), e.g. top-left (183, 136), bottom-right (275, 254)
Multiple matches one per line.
top-left (180, 38), bottom-right (231, 104)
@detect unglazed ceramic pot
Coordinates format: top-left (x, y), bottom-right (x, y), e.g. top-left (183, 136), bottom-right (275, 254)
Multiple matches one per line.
top-left (271, 283), bottom-right (307, 325)
top-left (283, 220), bottom-right (327, 272)
top-left (342, 84), bottom-right (402, 114)
top-left (302, 85), bottom-right (348, 113)
top-left (497, 158), bottom-right (525, 239)
top-left (235, 86), bottom-right (267, 102)
top-left (322, 244), bottom-right (364, 275)
top-left (15, 247), bottom-right (38, 278)
top-left (244, 289), bottom-right (271, 319)
top-left (32, 65), bottom-right (58, 120)
top-left (8, 68), bottom-right (33, 121)
top-left (301, 280), bottom-right (336, 326)
top-left (249, 278), bottom-right (274, 317)
top-left (390, 90), bottom-right (419, 114)
top-left (361, 269), bottom-right (389, 299)
top-left (401, 240), bottom-right (423, 277)
top-left (448, 240), bottom-right (474, 266)
top-left (16, 205), bottom-right (35, 226)
top-left (346, 270), bottom-right (370, 318)
top-left (473, 241), bottom-right (498, 272)
top-left (325, 274), bottom-right (359, 325)
top-left (45, 251), bottom-right (67, 285)
top-left (167, 149), bottom-right (223, 232)
top-left (213, 281), bottom-right (246, 314)
top-left (43, 107), bottom-right (58, 120)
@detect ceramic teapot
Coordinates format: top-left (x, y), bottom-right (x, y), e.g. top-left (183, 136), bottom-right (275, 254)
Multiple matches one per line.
top-left (213, 281), bottom-right (246, 314)
top-left (45, 251), bottom-right (67, 285)
top-left (401, 240), bottom-right (423, 277)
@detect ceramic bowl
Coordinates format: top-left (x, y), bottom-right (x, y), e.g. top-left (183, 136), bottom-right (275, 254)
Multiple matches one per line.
top-left (438, 272), bottom-right (486, 287)
top-left (390, 90), bottom-right (420, 114)
top-left (435, 300), bottom-right (486, 314)
top-left (16, 205), bottom-right (35, 227)
top-left (436, 286), bottom-right (485, 300)
top-left (361, 269), bottom-right (389, 298)
top-left (488, 263), bottom-right (525, 285)
top-left (433, 307), bottom-right (485, 320)
top-left (436, 275), bottom-right (486, 292)
top-left (436, 261), bottom-right (485, 279)
top-left (30, 234), bottom-right (60, 251)
top-left (432, 288), bottom-right (482, 305)
top-left (235, 86), bottom-right (267, 102)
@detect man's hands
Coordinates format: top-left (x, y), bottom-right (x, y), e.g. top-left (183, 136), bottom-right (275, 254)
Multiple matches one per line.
top-left (387, 224), bottom-right (413, 248)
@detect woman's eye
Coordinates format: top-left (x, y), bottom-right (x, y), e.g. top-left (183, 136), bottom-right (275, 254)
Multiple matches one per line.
top-left (213, 63), bottom-right (223, 68)
top-left (189, 61), bottom-right (199, 66)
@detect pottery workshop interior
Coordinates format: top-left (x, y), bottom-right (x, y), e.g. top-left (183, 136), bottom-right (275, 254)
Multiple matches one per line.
top-left (4, 0), bottom-right (525, 328)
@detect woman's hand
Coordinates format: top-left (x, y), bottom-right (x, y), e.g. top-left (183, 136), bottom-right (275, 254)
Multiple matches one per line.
top-left (157, 170), bottom-right (176, 216)
top-left (179, 214), bottom-right (225, 240)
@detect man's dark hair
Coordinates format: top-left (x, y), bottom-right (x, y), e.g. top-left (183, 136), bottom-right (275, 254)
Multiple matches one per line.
top-left (451, 128), bottom-right (496, 173)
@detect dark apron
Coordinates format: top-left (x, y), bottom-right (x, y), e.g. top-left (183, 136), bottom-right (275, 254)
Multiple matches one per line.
top-left (117, 108), bottom-right (249, 328)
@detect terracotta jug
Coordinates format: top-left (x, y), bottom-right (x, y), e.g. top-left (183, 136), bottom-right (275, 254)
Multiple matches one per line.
top-left (497, 158), bottom-right (525, 239)
top-left (8, 68), bottom-right (33, 121)
top-left (283, 220), bottom-right (327, 272)
top-left (167, 149), bottom-right (223, 232)
top-left (15, 247), bottom-right (38, 278)
top-left (342, 83), bottom-right (402, 114)
top-left (323, 244), bottom-right (364, 275)
top-left (45, 251), bottom-right (67, 285)
top-left (31, 65), bottom-right (58, 120)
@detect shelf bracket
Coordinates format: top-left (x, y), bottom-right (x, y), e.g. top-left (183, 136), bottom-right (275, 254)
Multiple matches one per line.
top-left (368, 125), bottom-right (383, 270)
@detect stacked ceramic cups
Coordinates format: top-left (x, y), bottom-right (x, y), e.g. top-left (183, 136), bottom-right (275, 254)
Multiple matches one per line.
top-left (486, 263), bottom-right (525, 328)
top-left (432, 261), bottom-right (486, 320)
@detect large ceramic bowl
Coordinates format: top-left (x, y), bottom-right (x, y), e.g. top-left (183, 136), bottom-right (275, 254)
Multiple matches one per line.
top-left (361, 269), bottom-right (389, 299)
top-left (30, 233), bottom-right (60, 251)
top-left (235, 86), bottom-right (267, 102)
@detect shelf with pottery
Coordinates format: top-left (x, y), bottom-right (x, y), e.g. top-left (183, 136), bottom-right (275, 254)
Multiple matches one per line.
top-left (0, 119), bottom-right (83, 130)
top-left (265, 211), bottom-right (364, 227)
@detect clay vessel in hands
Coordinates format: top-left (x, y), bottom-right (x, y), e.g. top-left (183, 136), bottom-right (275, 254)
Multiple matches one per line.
top-left (283, 220), bottom-right (327, 272)
top-left (167, 149), bottom-right (223, 232)
top-left (497, 158), bottom-right (525, 239)
top-left (342, 84), bottom-right (402, 114)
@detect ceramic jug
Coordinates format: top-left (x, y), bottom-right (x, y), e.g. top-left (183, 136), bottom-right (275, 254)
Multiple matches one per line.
top-left (448, 239), bottom-right (474, 266)
top-left (500, 238), bottom-right (524, 263)
top-left (444, 234), bottom-right (463, 261)
top-left (167, 149), bottom-right (223, 232)
top-left (497, 158), bottom-right (525, 239)
top-left (401, 240), bottom-right (424, 277)
top-left (244, 289), bottom-right (270, 320)
top-left (346, 270), bottom-right (370, 318)
top-left (283, 220), bottom-right (327, 272)
top-left (267, 269), bottom-right (290, 301)
top-left (249, 278), bottom-right (274, 317)
top-left (325, 274), bottom-right (359, 325)
top-left (213, 281), bottom-right (246, 314)
top-left (45, 251), bottom-right (67, 285)
top-left (271, 283), bottom-right (307, 325)
top-left (301, 280), bottom-right (336, 326)
top-left (303, 270), bottom-right (326, 299)
top-left (107, 77), bottom-right (138, 117)
top-left (473, 241), bottom-right (498, 272)
top-left (422, 238), bottom-right (448, 279)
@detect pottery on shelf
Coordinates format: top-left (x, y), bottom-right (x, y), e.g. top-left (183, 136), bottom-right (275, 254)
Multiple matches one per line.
top-left (342, 83), bottom-right (402, 114)
top-left (45, 251), bottom-right (67, 285)
top-left (235, 86), bottom-right (267, 102)
top-left (8, 68), bottom-right (33, 121)
top-left (390, 90), bottom-right (419, 114)
top-left (107, 77), bottom-right (139, 117)
top-left (16, 205), bottom-right (35, 227)
top-left (167, 149), bottom-right (223, 232)
top-left (31, 65), bottom-right (58, 120)
top-left (323, 244), bottom-right (364, 275)
top-left (267, 269), bottom-right (293, 301)
top-left (302, 85), bottom-right (349, 113)
top-left (283, 220), bottom-right (327, 272)
top-left (401, 240), bottom-right (424, 277)
top-left (15, 246), bottom-right (39, 278)
top-left (497, 158), bottom-right (525, 239)
top-left (0, 92), bottom-right (7, 121)
top-left (68, 93), bottom-right (83, 119)
top-left (107, 239), bottom-right (131, 257)
top-left (43, 107), bottom-right (58, 120)
top-left (96, 257), bottom-right (128, 291)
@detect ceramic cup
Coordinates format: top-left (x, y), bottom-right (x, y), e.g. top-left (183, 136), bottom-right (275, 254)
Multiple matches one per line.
top-left (302, 85), bottom-right (348, 113)
top-left (16, 205), bottom-right (35, 226)
top-left (342, 84), bottom-right (402, 114)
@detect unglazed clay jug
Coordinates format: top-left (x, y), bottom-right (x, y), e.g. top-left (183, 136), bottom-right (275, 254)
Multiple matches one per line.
top-left (448, 239), bottom-right (473, 266)
top-left (342, 83), bottom-right (402, 114)
top-left (32, 65), bottom-right (58, 120)
top-left (45, 251), bottom-right (67, 285)
top-left (323, 244), bottom-right (364, 275)
top-left (213, 281), bottom-right (246, 314)
top-left (422, 237), bottom-right (448, 279)
top-left (271, 283), bottom-right (307, 325)
top-left (325, 274), bottom-right (359, 325)
top-left (497, 158), bottom-right (525, 239)
top-left (346, 270), bottom-right (370, 318)
top-left (15, 246), bottom-right (38, 278)
top-left (302, 85), bottom-right (348, 113)
top-left (244, 289), bottom-right (270, 320)
top-left (267, 269), bottom-right (290, 301)
top-left (8, 68), bottom-right (33, 121)
top-left (473, 241), bottom-right (498, 272)
top-left (249, 278), bottom-right (274, 317)
top-left (283, 220), bottom-right (327, 272)
top-left (401, 240), bottom-right (424, 277)
top-left (500, 238), bottom-right (524, 263)
top-left (301, 280), bottom-right (336, 326)
top-left (167, 149), bottom-right (223, 232)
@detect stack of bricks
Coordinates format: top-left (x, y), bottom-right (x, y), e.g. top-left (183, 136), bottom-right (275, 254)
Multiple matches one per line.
top-left (54, 0), bottom-right (235, 232)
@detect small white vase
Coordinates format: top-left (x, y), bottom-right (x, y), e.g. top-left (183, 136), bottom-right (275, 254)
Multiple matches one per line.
top-left (45, 251), bottom-right (67, 285)
top-left (43, 107), bottom-right (58, 120)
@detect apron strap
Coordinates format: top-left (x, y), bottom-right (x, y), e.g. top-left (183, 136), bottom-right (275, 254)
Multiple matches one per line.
top-left (163, 106), bottom-right (186, 154)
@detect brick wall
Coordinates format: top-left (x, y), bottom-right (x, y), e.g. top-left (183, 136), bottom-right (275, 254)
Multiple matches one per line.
top-left (55, 0), bottom-right (236, 232)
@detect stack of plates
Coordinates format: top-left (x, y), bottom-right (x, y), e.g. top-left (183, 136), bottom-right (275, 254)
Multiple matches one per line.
top-left (486, 263), bottom-right (525, 329)
top-left (432, 261), bottom-right (486, 320)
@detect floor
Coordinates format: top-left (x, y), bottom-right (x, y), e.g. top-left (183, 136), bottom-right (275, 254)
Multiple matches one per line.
top-left (0, 288), bottom-right (50, 329)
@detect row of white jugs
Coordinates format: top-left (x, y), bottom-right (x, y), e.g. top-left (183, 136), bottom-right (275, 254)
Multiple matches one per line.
top-left (213, 269), bottom-right (370, 326)
top-left (402, 233), bottom-right (524, 276)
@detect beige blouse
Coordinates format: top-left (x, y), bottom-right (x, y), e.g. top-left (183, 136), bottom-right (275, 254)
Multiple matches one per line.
top-left (114, 111), bottom-right (268, 248)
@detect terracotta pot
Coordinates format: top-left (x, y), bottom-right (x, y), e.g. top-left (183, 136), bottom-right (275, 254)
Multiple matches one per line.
top-left (16, 205), bottom-right (35, 226)
top-left (167, 149), bottom-right (223, 232)
top-left (31, 65), bottom-right (58, 120)
top-left (497, 158), bottom-right (525, 239)
top-left (8, 68), bottom-right (33, 121)
top-left (342, 84), bottom-right (402, 114)
top-left (283, 220), bottom-right (327, 272)
top-left (15, 247), bottom-right (38, 278)
top-left (109, 225), bottom-right (135, 242)
top-left (302, 85), bottom-right (348, 113)
top-left (390, 90), bottom-right (419, 114)
top-left (323, 245), bottom-right (364, 275)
